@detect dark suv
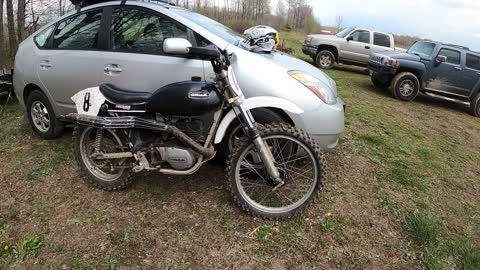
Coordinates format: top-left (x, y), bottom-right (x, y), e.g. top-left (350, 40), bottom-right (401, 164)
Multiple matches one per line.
top-left (368, 41), bottom-right (480, 117)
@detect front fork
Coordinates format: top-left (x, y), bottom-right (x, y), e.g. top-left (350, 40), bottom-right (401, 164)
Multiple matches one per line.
top-left (237, 105), bottom-right (284, 189)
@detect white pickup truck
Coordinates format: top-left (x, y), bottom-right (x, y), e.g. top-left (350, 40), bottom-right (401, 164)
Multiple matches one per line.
top-left (302, 27), bottom-right (405, 69)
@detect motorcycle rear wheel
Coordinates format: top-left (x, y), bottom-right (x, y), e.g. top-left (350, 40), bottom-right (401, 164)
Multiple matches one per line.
top-left (226, 123), bottom-right (326, 220)
top-left (73, 125), bottom-right (133, 191)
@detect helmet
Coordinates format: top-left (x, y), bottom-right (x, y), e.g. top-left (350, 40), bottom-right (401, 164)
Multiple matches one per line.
top-left (239, 25), bottom-right (279, 53)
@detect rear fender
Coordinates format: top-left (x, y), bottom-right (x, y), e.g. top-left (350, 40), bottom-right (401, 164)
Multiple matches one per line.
top-left (213, 96), bottom-right (303, 144)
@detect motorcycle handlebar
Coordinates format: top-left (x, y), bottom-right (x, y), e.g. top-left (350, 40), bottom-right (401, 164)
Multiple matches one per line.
top-left (187, 47), bottom-right (231, 71)
top-left (186, 47), bottom-right (221, 60)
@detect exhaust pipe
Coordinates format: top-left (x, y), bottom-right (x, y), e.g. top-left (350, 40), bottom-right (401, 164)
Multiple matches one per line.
top-left (66, 113), bottom-right (215, 159)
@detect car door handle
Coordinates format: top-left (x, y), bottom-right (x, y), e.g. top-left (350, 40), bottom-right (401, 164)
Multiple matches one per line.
top-left (39, 60), bottom-right (52, 69)
top-left (365, 46), bottom-right (370, 49)
top-left (104, 64), bottom-right (122, 75)
top-left (477, 72), bottom-right (480, 76)
top-left (454, 66), bottom-right (462, 71)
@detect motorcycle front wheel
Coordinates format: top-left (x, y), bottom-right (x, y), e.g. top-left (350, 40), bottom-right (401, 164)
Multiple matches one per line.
top-left (73, 125), bottom-right (133, 191)
top-left (226, 124), bottom-right (326, 220)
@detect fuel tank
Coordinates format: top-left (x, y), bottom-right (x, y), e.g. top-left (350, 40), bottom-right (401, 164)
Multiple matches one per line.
top-left (146, 81), bottom-right (222, 116)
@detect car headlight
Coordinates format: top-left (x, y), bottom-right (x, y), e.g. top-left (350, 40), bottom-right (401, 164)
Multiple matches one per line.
top-left (382, 57), bottom-right (400, 68)
top-left (288, 71), bottom-right (337, 105)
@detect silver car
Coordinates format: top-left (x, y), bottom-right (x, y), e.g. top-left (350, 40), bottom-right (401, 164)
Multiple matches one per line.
top-left (14, 0), bottom-right (344, 153)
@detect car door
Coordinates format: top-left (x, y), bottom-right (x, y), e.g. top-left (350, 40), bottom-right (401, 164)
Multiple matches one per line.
top-left (463, 53), bottom-right (480, 97)
top-left (341, 30), bottom-right (371, 64)
top-left (99, 6), bottom-right (205, 94)
top-left (36, 8), bottom-right (105, 115)
top-left (371, 32), bottom-right (392, 54)
top-left (425, 48), bottom-right (468, 96)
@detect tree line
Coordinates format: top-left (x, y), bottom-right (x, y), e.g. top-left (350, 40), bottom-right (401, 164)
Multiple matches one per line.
top-left (0, 0), bottom-right (320, 69)
top-left (171, 0), bottom-right (321, 34)
top-left (1, 0), bottom-right (74, 70)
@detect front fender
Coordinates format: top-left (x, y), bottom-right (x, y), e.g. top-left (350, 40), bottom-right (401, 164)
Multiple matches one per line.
top-left (214, 96), bottom-right (304, 144)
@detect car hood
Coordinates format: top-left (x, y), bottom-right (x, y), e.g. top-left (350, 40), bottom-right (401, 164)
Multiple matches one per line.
top-left (308, 34), bottom-right (340, 41)
top-left (258, 50), bottom-right (337, 90)
top-left (375, 51), bottom-right (421, 61)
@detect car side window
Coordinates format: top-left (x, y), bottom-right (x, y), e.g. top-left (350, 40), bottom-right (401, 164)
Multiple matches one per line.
top-left (349, 30), bottom-right (370, 44)
top-left (373, 33), bottom-right (390, 48)
top-left (466, 54), bottom-right (480, 71)
top-left (111, 7), bottom-right (188, 55)
top-left (52, 9), bottom-right (103, 50)
top-left (34, 25), bottom-right (54, 48)
top-left (438, 48), bottom-right (461, 65)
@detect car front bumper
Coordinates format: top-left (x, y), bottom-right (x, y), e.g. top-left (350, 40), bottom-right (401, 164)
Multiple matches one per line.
top-left (291, 97), bottom-right (345, 152)
top-left (302, 45), bottom-right (317, 58)
top-left (368, 61), bottom-right (397, 83)
top-left (368, 61), bottom-right (397, 74)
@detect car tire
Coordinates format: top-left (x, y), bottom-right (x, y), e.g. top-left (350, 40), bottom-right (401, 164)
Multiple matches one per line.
top-left (217, 108), bottom-right (286, 160)
top-left (315, 50), bottom-right (336, 69)
top-left (371, 75), bottom-right (389, 90)
top-left (470, 92), bottom-right (480, 117)
top-left (26, 89), bottom-right (64, 140)
top-left (391, 72), bottom-right (420, 101)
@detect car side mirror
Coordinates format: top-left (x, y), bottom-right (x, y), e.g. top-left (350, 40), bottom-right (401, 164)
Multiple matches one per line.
top-left (346, 36), bottom-right (353, 42)
top-left (436, 55), bottom-right (447, 64)
top-left (163, 38), bottom-right (193, 55)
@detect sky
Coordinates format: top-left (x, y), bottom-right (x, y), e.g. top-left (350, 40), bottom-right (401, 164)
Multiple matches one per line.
top-left (271, 0), bottom-right (480, 51)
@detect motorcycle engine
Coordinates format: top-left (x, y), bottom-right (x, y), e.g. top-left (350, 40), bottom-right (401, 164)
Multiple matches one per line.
top-left (157, 147), bottom-right (197, 170)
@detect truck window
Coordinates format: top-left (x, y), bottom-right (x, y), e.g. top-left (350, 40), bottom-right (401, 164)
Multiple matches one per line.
top-left (408, 41), bottom-right (435, 58)
top-left (438, 48), bottom-right (461, 65)
top-left (349, 30), bottom-right (370, 44)
top-left (373, 33), bottom-right (390, 47)
top-left (466, 54), bottom-right (480, 70)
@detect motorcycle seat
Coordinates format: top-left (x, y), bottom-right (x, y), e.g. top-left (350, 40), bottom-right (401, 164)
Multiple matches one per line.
top-left (99, 83), bottom-right (152, 104)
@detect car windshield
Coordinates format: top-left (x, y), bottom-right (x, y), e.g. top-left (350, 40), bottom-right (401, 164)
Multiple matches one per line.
top-left (408, 41), bottom-right (436, 58)
top-left (336, 27), bottom-right (354, 38)
top-left (169, 8), bottom-right (243, 46)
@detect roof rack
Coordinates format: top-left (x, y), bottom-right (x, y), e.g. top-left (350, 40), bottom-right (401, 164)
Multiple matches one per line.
top-left (71, 0), bottom-right (176, 8)
top-left (141, 0), bottom-right (176, 6)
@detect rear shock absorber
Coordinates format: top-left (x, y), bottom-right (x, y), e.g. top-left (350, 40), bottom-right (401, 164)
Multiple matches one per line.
top-left (95, 128), bottom-right (104, 154)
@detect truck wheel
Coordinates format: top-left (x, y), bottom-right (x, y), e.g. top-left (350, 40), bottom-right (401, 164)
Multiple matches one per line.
top-left (26, 89), bottom-right (65, 139)
top-left (391, 72), bottom-right (420, 101)
top-left (315, 51), bottom-right (336, 69)
top-left (371, 75), bottom-right (389, 90)
top-left (470, 93), bottom-right (480, 117)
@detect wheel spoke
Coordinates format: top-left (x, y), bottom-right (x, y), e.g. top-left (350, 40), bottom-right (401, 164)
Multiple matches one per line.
top-left (234, 133), bottom-right (320, 213)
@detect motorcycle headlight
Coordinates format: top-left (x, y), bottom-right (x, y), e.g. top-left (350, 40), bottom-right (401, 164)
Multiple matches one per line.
top-left (288, 71), bottom-right (337, 105)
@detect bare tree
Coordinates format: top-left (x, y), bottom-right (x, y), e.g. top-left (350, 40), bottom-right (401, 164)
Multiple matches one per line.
top-left (276, 0), bottom-right (286, 20)
top-left (0, 0), bottom-right (4, 69)
top-left (335, 15), bottom-right (343, 33)
top-left (6, 0), bottom-right (16, 58)
top-left (18, 0), bottom-right (26, 42)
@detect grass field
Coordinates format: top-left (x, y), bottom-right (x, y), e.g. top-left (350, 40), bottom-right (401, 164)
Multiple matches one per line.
top-left (1, 34), bottom-right (479, 269)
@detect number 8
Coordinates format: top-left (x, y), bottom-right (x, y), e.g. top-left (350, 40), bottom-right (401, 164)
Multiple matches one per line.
top-left (83, 92), bottom-right (91, 112)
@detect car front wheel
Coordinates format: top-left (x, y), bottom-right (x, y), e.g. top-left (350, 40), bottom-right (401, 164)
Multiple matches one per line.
top-left (217, 108), bottom-right (286, 160)
top-left (26, 90), bottom-right (64, 139)
top-left (391, 72), bottom-right (420, 101)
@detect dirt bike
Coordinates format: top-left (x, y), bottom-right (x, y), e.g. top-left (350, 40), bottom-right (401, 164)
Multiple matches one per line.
top-left (67, 38), bottom-right (326, 220)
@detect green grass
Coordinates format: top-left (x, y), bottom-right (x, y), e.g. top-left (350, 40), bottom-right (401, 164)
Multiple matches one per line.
top-left (404, 211), bottom-right (441, 246)
top-left (450, 239), bottom-right (480, 270)
top-left (17, 235), bottom-right (44, 261)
